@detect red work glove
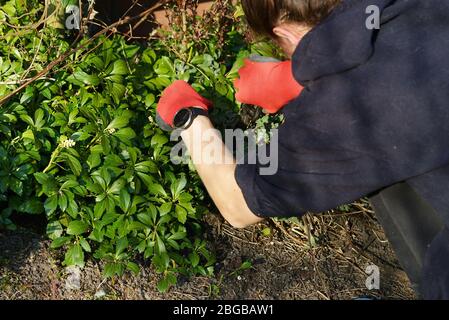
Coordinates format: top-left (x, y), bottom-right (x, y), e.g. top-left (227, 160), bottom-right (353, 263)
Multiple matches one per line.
top-left (156, 80), bottom-right (212, 130)
top-left (234, 58), bottom-right (303, 114)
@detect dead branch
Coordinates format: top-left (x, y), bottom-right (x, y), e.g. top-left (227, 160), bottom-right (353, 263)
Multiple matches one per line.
top-left (0, 0), bottom-right (169, 107)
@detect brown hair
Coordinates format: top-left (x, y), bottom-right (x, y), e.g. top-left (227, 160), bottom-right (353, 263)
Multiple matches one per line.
top-left (241, 0), bottom-right (341, 38)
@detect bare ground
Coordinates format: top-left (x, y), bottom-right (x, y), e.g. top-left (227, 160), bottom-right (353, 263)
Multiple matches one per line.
top-left (0, 201), bottom-right (416, 300)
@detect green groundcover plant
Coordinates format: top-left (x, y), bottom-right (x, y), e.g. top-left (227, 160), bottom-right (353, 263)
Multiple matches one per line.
top-left (0, 0), bottom-right (282, 291)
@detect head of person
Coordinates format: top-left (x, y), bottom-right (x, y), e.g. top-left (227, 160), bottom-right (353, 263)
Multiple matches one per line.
top-left (241, 0), bottom-right (341, 57)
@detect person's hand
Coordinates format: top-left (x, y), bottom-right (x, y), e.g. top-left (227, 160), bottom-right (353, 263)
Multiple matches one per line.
top-left (156, 80), bottom-right (212, 130)
top-left (234, 57), bottom-right (303, 114)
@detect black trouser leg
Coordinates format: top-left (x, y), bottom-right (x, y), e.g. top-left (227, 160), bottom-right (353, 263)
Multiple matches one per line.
top-left (369, 182), bottom-right (444, 295)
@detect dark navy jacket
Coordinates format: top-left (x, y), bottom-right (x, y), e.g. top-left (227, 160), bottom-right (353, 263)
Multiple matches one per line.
top-left (235, 0), bottom-right (449, 299)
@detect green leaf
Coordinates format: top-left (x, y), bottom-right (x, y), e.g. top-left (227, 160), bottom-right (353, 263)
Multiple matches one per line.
top-left (175, 205), bottom-right (187, 224)
top-left (66, 197), bottom-right (79, 218)
top-left (103, 262), bottom-right (124, 278)
top-left (22, 129), bottom-right (34, 141)
top-left (150, 77), bottom-right (171, 89)
top-left (135, 160), bottom-right (158, 174)
top-left (47, 220), bottom-right (63, 239)
top-left (126, 261), bottom-right (140, 274)
top-left (119, 189), bottom-right (130, 212)
top-left (65, 154), bottom-right (82, 176)
top-left (64, 244), bottom-right (85, 267)
top-left (114, 127), bottom-right (136, 141)
top-left (34, 109), bottom-right (45, 128)
top-left (67, 220), bottom-right (89, 235)
top-left (115, 237), bottom-right (128, 256)
top-left (58, 192), bottom-right (68, 212)
top-left (240, 261), bottom-right (253, 271)
top-left (9, 178), bottom-right (23, 195)
top-left (226, 49), bottom-right (250, 81)
top-left (136, 240), bottom-right (147, 253)
top-left (110, 60), bottom-right (129, 75)
top-left (129, 221), bottom-right (145, 231)
top-left (177, 192), bottom-right (193, 203)
top-left (159, 202), bottom-right (172, 216)
top-left (44, 195), bottom-right (58, 215)
top-left (157, 277), bottom-right (169, 293)
top-left (70, 131), bottom-right (90, 142)
top-left (109, 178), bottom-right (126, 194)
top-left (18, 198), bottom-right (44, 214)
top-left (87, 151), bottom-right (102, 170)
top-left (168, 231), bottom-right (186, 241)
top-left (151, 134), bottom-right (168, 147)
top-left (103, 263), bottom-right (114, 278)
top-left (148, 203), bottom-right (158, 223)
top-left (142, 48), bottom-right (156, 63)
top-left (144, 94), bottom-right (155, 107)
top-left (109, 82), bottom-right (126, 104)
top-left (51, 236), bottom-right (71, 249)
top-left (123, 45), bottom-right (140, 58)
top-left (171, 176), bottom-right (186, 199)
top-left (154, 57), bottom-right (174, 76)
top-left (67, 70), bottom-right (101, 86)
top-left (148, 183), bottom-right (167, 197)
top-left (0, 113), bottom-right (17, 123)
top-left (60, 179), bottom-right (79, 190)
top-left (137, 213), bottom-right (152, 226)
top-left (20, 114), bottom-right (34, 126)
top-left (94, 200), bottom-right (107, 219)
top-left (91, 176), bottom-right (107, 193)
top-left (104, 154), bottom-right (124, 167)
top-left (89, 228), bottom-right (104, 243)
top-left (2, 2), bottom-right (16, 16)
top-left (156, 235), bottom-right (166, 254)
top-left (88, 55), bottom-right (104, 69)
top-left (137, 172), bottom-right (154, 187)
top-left (156, 273), bottom-right (176, 292)
top-left (107, 74), bottom-right (123, 84)
top-left (106, 115), bottom-right (130, 130)
top-left (101, 136), bottom-right (111, 154)
top-left (261, 227), bottom-right (271, 236)
top-left (158, 214), bottom-right (172, 225)
top-left (79, 238), bottom-right (92, 252)
top-left (20, 87), bottom-right (35, 104)
top-left (189, 252), bottom-right (200, 267)
top-left (166, 273), bottom-right (177, 286)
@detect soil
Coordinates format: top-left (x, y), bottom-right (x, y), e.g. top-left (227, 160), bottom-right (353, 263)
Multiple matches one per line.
top-left (0, 203), bottom-right (416, 300)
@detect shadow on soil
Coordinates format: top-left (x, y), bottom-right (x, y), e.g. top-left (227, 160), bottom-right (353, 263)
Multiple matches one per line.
top-left (0, 208), bottom-right (416, 300)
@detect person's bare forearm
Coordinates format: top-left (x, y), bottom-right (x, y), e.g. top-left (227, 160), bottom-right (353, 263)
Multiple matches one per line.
top-left (180, 116), bottom-right (263, 228)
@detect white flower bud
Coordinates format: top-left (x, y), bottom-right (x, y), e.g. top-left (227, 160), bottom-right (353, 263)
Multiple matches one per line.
top-left (61, 138), bottom-right (76, 149)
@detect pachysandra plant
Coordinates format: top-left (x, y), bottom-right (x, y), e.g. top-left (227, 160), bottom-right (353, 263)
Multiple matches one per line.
top-left (0, 0), bottom-right (281, 292)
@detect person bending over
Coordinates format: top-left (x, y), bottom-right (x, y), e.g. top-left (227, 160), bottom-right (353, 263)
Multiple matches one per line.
top-left (155, 0), bottom-right (449, 299)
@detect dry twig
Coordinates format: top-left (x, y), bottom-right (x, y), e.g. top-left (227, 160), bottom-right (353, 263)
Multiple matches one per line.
top-left (0, 0), bottom-right (169, 107)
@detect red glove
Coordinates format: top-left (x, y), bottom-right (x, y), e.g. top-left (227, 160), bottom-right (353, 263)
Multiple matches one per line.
top-left (234, 59), bottom-right (303, 114)
top-left (156, 80), bottom-right (212, 128)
